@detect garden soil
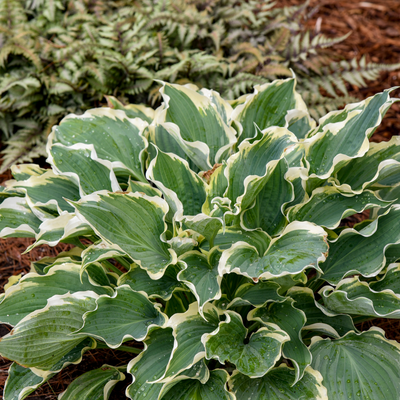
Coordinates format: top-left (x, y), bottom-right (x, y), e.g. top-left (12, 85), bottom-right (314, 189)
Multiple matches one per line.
top-left (1, 0), bottom-right (399, 398)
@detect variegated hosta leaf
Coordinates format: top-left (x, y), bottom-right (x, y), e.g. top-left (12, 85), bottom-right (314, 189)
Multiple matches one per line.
top-left (3, 275), bottom-right (21, 291)
top-left (38, 337), bottom-right (95, 376)
top-left (373, 165), bottom-right (400, 188)
top-left (199, 88), bottom-right (234, 125)
top-left (26, 214), bottom-right (93, 251)
top-left (4, 363), bottom-right (46, 400)
top-left (229, 365), bottom-right (327, 400)
top-left (219, 222), bottom-right (328, 280)
top-left (105, 95), bottom-right (154, 123)
top-left (118, 264), bottom-right (183, 300)
top-left (181, 214), bottom-right (222, 248)
top-left (4, 338), bottom-right (96, 400)
top-left (159, 82), bottom-right (236, 167)
top-left (270, 272), bottom-right (307, 296)
top-left (232, 78), bottom-right (307, 142)
top-left (126, 328), bottom-right (174, 400)
top-left (287, 186), bottom-right (391, 229)
top-left (288, 287), bottom-right (356, 338)
top-left (370, 263), bottom-right (400, 293)
top-left (164, 291), bottom-right (197, 317)
top-left (166, 359), bottom-right (209, 384)
top-left (159, 302), bottom-right (219, 383)
top-left (58, 365), bottom-right (125, 400)
top-left (284, 142), bottom-right (306, 168)
top-left (0, 292), bottom-right (98, 370)
top-left (0, 197), bottom-right (41, 238)
top-left (204, 310), bottom-right (289, 378)
top-left (241, 157), bottom-right (293, 236)
top-left (0, 263), bottom-right (111, 326)
top-left (78, 285), bottom-right (167, 348)
top-left (378, 184), bottom-right (400, 202)
top-left (178, 250), bottom-right (221, 313)
top-left (71, 191), bottom-right (176, 279)
top-left (334, 136), bottom-right (400, 192)
top-left (51, 108), bottom-right (148, 181)
top-left (10, 163), bottom-right (47, 181)
top-left (48, 143), bottom-right (119, 195)
top-left (168, 236), bottom-right (197, 257)
top-left (285, 109), bottom-right (316, 140)
top-left (29, 248), bottom-right (82, 274)
top-left (127, 178), bottom-right (162, 197)
top-left (202, 163), bottom-right (227, 215)
top-left (249, 298), bottom-right (311, 383)
top-left (0, 186), bottom-right (23, 201)
top-left (305, 89), bottom-right (396, 178)
top-left (320, 276), bottom-right (400, 318)
top-left (85, 263), bottom-right (116, 288)
top-left (28, 255), bottom-right (112, 291)
top-left (219, 274), bottom-right (252, 304)
top-left (320, 206), bottom-right (400, 284)
top-left (147, 122), bottom-right (207, 172)
top-left (228, 280), bottom-right (284, 308)
top-left (81, 242), bottom-right (126, 271)
top-left (208, 197), bottom-right (232, 220)
top-left (147, 148), bottom-right (206, 219)
top-left (6, 170), bottom-right (80, 218)
top-left (224, 125), bottom-right (296, 210)
top-left (201, 227), bottom-right (271, 254)
top-left (310, 328), bottom-right (400, 400)
top-left (160, 369), bottom-right (234, 400)
top-left (284, 167), bottom-right (308, 208)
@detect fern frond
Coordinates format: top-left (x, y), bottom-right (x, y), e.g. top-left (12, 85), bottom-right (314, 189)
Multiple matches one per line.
top-left (0, 41), bottom-right (42, 68)
top-left (221, 73), bottom-right (268, 99)
top-left (0, 123), bottom-right (46, 172)
top-left (0, 0), bottom-right (398, 172)
top-left (299, 88), bottom-right (359, 120)
top-left (287, 31), bottom-right (352, 62)
top-left (0, 0), bottom-right (27, 29)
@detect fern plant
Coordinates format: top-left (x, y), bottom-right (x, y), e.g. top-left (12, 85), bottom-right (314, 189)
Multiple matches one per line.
top-left (1, 0), bottom-right (399, 171)
top-left (1, 78), bottom-right (400, 399)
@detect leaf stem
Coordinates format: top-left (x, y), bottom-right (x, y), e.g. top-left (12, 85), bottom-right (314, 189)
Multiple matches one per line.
top-left (307, 277), bottom-right (324, 292)
top-left (247, 321), bottom-right (260, 334)
top-left (102, 260), bottom-right (123, 276)
top-left (96, 342), bottom-right (142, 354)
top-left (115, 256), bottom-right (132, 270)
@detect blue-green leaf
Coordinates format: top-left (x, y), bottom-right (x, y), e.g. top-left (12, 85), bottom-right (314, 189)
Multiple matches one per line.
top-left (229, 365), bottom-right (327, 400)
top-left (204, 311), bottom-right (289, 378)
top-left (233, 78), bottom-right (307, 142)
top-left (58, 365), bottom-right (125, 400)
top-left (78, 285), bottom-right (167, 347)
top-left (219, 222), bottom-right (328, 280)
top-left (310, 328), bottom-right (400, 400)
top-left (71, 192), bottom-right (176, 279)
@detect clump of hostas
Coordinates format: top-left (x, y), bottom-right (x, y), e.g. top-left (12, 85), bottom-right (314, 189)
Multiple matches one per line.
top-left (1, 78), bottom-right (400, 399)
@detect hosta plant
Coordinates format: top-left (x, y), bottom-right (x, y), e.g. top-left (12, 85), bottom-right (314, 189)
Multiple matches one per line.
top-left (1, 78), bottom-right (400, 399)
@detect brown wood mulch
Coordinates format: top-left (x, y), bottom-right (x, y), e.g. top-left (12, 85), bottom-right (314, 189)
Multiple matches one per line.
top-left (1, 0), bottom-right (400, 398)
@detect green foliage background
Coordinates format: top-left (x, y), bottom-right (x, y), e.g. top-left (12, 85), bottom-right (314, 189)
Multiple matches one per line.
top-left (0, 0), bottom-right (399, 171)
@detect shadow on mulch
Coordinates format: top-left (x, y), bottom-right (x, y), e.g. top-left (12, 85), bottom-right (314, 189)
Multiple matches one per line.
top-left (1, 0), bottom-right (400, 398)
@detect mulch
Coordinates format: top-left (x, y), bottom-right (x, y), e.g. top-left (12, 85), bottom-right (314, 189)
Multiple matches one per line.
top-left (1, 0), bottom-right (400, 398)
